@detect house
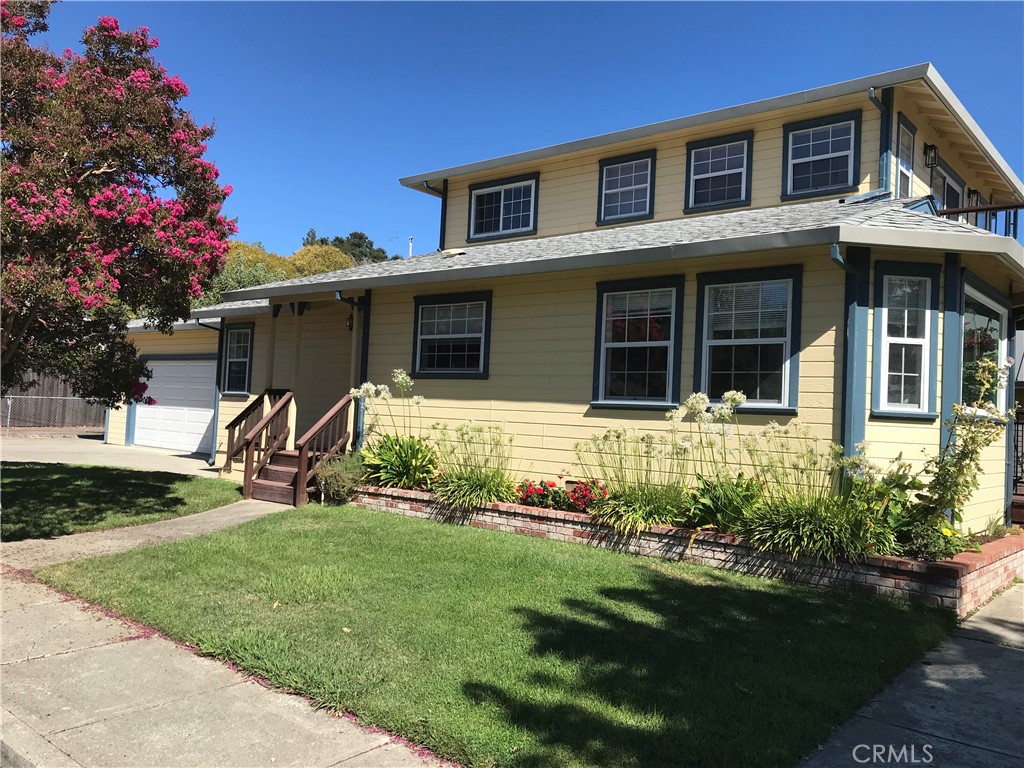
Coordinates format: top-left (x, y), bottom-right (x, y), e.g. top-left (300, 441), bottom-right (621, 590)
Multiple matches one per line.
top-left (107, 63), bottom-right (1024, 528)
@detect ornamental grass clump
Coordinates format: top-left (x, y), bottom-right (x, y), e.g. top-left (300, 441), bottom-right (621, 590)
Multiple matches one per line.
top-left (431, 422), bottom-right (518, 510)
top-left (350, 370), bottom-right (436, 490)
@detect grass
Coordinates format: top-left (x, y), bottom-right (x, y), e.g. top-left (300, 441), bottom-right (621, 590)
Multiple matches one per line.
top-left (38, 504), bottom-right (955, 768)
top-left (1, 462), bottom-right (242, 541)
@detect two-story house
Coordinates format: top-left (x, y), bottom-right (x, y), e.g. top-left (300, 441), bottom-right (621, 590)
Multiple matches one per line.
top-left (107, 63), bottom-right (1024, 527)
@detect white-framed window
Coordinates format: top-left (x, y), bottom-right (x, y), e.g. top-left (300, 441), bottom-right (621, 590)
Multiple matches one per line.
top-left (703, 279), bottom-right (792, 405)
top-left (414, 295), bottom-right (489, 376)
top-left (599, 154), bottom-right (653, 222)
top-left (786, 117), bottom-right (857, 196)
top-left (597, 286), bottom-right (677, 403)
top-left (932, 164), bottom-right (964, 220)
top-left (689, 139), bottom-right (748, 209)
top-left (469, 176), bottom-right (537, 239)
top-left (897, 119), bottom-right (915, 198)
top-left (223, 325), bottom-right (252, 394)
top-left (962, 286), bottom-right (1008, 409)
top-left (881, 276), bottom-right (931, 411)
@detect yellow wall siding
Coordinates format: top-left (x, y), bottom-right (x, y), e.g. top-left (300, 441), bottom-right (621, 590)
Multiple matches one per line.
top-left (365, 248), bottom-right (845, 479)
top-left (106, 327), bottom-right (220, 446)
top-left (444, 94), bottom-right (879, 248)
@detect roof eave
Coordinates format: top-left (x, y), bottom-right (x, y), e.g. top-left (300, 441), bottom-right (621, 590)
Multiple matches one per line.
top-left (190, 303), bottom-right (272, 319)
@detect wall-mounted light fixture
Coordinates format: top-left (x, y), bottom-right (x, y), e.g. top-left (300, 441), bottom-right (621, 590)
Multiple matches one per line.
top-left (966, 188), bottom-right (980, 206)
top-left (346, 314), bottom-right (354, 331)
top-left (923, 144), bottom-right (938, 168)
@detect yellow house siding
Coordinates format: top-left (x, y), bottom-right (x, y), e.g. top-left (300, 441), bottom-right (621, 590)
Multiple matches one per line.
top-left (106, 407), bottom-right (128, 445)
top-left (444, 94), bottom-right (879, 248)
top-left (365, 248), bottom-right (845, 478)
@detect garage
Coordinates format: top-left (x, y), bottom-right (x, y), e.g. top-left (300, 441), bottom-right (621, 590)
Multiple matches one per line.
top-left (133, 360), bottom-right (216, 454)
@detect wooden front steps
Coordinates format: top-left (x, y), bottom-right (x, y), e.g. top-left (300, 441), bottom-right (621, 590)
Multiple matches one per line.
top-left (250, 449), bottom-right (319, 505)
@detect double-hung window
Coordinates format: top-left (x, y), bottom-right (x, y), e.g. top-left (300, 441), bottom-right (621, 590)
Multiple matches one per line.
top-left (872, 263), bottom-right (939, 416)
top-left (598, 151), bottom-right (655, 224)
top-left (931, 159), bottom-right (964, 219)
top-left (782, 111), bottom-right (861, 199)
top-left (593, 277), bottom-right (684, 407)
top-left (685, 132), bottom-right (753, 212)
top-left (696, 267), bottom-right (802, 409)
top-left (413, 292), bottom-right (491, 378)
top-left (962, 283), bottom-right (1008, 410)
top-left (468, 174), bottom-right (538, 240)
top-left (223, 324), bottom-right (253, 394)
top-left (896, 115), bottom-right (916, 198)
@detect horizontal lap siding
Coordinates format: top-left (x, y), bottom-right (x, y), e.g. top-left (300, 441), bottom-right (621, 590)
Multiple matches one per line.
top-left (963, 438), bottom-right (1008, 532)
top-left (108, 328), bottom-right (220, 445)
top-left (215, 315), bottom-right (272, 462)
top-left (292, 302), bottom-right (355, 436)
top-left (445, 94), bottom-right (878, 248)
top-left (367, 248), bottom-right (844, 479)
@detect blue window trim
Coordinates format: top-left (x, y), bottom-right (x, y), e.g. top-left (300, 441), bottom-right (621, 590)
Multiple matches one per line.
top-left (684, 130), bottom-right (754, 214)
top-left (694, 265), bottom-right (803, 413)
top-left (411, 290), bottom-right (492, 380)
top-left (870, 261), bottom-right (941, 420)
top-left (940, 253), bottom-right (963, 449)
top-left (222, 323), bottom-right (255, 396)
top-left (466, 173), bottom-right (540, 243)
top-left (591, 275), bottom-right (685, 410)
top-left (596, 149), bottom-right (657, 226)
top-left (781, 110), bottom-right (862, 201)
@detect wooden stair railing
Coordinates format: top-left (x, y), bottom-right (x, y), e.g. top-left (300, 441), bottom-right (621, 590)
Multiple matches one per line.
top-left (241, 391), bottom-right (294, 499)
top-left (222, 389), bottom-right (290, 472)
top-left (293, 394), bottom-right (354, 506)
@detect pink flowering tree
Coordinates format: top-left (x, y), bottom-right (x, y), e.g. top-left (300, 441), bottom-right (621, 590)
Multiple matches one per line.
top-left (1, 1), bottom-right (235, 404)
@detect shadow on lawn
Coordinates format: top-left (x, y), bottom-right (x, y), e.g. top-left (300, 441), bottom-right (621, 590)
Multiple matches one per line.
top-left (0, 462), bottom-right (239, 541)
top-left (464, 565), bottom-right (955, 768)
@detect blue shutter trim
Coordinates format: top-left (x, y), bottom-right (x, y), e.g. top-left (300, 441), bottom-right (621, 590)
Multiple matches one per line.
top-left (1006, 326), bottom-right (1017, 525)
top-left (694, 264), bottom-right (802, 414)
top-left (878, 88), bottom-right (893, 194)
top-left (840, 247), bottom-right (870, 454)
top-left (940, 253), bottom-right (963, 448)
top-left (354, 289), bottom-right (372, 450)
top-left (870, 261), bottom-right (941, 420)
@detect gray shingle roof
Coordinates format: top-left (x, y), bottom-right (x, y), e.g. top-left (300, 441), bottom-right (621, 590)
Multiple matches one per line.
top-left (190, 298), bottom-right (270, 319)
top-left (224, 197), bottom-right (1019, 300)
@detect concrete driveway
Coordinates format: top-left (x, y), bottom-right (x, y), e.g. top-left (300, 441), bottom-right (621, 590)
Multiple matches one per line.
top-left (1, 436), bottom-right (221, 478)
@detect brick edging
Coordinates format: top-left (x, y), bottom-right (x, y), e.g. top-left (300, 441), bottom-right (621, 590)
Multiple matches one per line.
top-left (350, 486), bottom-right (1024, 617)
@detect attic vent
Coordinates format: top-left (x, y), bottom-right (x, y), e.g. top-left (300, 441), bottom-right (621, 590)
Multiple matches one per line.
top-left (442, 248), bottom-right (466, 258)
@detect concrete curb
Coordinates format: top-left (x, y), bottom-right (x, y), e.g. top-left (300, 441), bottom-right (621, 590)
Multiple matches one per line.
top-left (1, 708), bottom-right (83, 768)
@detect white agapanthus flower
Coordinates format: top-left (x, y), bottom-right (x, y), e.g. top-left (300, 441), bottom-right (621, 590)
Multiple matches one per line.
top-left (694, 411), bottom-right (713, 425)
top-left (721, 390), bottom-right (747, 407)
top-left (665, 407), bottom-right (687, 422)
top-left (683, 392), bottom-right (711, 413)
top-left (711, 404), bottom-right (734, 422)
top-left (411, 395), bottom-right (425, 407)
top-left (375, 385), bottom-right (392, 401)
top-left (392, 369), bottom-right (414, 389)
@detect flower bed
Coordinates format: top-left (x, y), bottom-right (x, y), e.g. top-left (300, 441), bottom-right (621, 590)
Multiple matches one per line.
top-left (351, 485), bottom-right (1024, 618)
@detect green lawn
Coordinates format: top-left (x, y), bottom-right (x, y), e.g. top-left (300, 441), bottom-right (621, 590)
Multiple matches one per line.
top-left (38, 505), bottom-right (955, 768)
top-left (1, 462), bottom-right (242, 541)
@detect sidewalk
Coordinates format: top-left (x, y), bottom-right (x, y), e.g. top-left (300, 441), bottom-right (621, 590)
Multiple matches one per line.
top-left (801, 584), bottom-right (1024, 768)
top-left (0, 506), bottom-right (450, 768)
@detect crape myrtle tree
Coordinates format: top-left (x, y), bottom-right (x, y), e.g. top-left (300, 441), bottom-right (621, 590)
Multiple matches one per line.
top-left (1, 1), bottom-right (235, 405)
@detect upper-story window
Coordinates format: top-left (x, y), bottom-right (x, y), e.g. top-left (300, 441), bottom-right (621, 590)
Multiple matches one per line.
top-left (931, 159), bottom-right (963, 213)
top-left (782, 111), bottom-right (861, 200)
top-left (896, 114), bottom-right (916, 198)
top-left (597, 151), bottom-right (656, 225)
top-left (685, 131), bottom-right (753, 213)
top-left (468, 173), bottom-right (539, 241)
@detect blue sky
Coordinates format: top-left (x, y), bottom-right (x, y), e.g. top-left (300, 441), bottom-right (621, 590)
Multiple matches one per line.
top-left (42, 1), bottom-right (1024, 258)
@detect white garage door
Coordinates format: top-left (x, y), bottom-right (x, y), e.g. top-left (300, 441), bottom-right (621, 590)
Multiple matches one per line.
top-left (134, 360), bottom-right (216, 454)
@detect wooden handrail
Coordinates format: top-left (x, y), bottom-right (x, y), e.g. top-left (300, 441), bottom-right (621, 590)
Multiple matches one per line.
top-left (293, 394), bottom-right (354, 506)
top-left (242, 391), bottom-right (294, 499)
top-left (222, 389), bottom-right (290, 472)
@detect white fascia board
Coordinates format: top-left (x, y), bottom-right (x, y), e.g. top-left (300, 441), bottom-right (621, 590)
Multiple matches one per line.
top-left (399, 64), bottom-right (934, 189)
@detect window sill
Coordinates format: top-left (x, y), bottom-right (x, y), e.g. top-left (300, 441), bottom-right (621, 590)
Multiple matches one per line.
top-left (683, 198), bottom-right (751, 215)
top-left (413, 371), bottom-right (489, 380)
top-left (870, 409), bottom-right (939, 422)
top-left (595, 212), bottom-right (654, 227)
top-left (222, 391), bottom-right (251, 398)
top-left (781, 185), bottom-right (857, 203)
top-left (467, 228), bottom-right (537, 244)
top-left (589, 400), bottom-right (678, 411)
top-left (733, 405), bottom-right (797, 416)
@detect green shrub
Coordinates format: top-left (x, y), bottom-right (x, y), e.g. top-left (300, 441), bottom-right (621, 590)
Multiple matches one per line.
top-left (896, 520), bottom-right (971, 561)
top-left (736, 495), bottom-right (899, 563)
top-left (432, 423), bottom-right (518, 511)
top-left (686, 474), bottom-right (762, 531)
top-left (591, 485), bottom-right (691, 535)
top-left (361, 434), bottom-right (437, 490)
top-left (316, 452), bottom-right (365, 503)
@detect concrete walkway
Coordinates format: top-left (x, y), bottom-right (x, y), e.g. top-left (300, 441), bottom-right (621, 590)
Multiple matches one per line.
top-left (0, 505), bottom-right (449, 767)
top-left (1, 436), bottom-right (221, 478)
top-left (801, 584), bottom-right (1024, 768)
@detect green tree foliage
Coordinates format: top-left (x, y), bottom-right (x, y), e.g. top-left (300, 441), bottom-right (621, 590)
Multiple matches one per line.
top-left (195, 242), bottom-right (296, 307)
top-left (301, 228), bottom-right (391, 265)
top-left (290, 244), bottom-right (355, 277)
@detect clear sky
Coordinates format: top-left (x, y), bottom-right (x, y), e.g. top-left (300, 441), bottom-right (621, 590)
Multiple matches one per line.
top-left (40, 1), bottom-right (1024, 258)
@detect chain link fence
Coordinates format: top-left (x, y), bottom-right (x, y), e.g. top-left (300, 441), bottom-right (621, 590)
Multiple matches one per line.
top-left (2, 395), bottom-right (105, 432)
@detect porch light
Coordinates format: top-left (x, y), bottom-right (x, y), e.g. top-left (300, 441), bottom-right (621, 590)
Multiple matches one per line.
top-left (923, 144), bottom-right (938, 168)
top-left (967, 188), bottom-right (980, 206)
top-left (346, 314), bottom-right (354, 331)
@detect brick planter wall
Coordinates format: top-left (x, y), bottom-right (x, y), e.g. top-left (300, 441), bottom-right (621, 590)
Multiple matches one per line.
top-left (350, 486), bottom-right (1024, 618)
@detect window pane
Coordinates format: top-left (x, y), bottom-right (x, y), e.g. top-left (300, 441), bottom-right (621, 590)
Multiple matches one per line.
top-left (601, 287), bottom-right (674, 401)
top-left (707, 342), bottom-right (785, 403)
top-left (705, 281), bottom-right (790, 341)
top-left (226, 361), bottom-right (248, 392)
top-left (603, 158), bottom-right (651, 219)
top-left (690, 141), bottom-right (746, 207)
top-left (473, 183), bottom-right (533, 236)
top-left (962, 293), bottom-right (1005, 405)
